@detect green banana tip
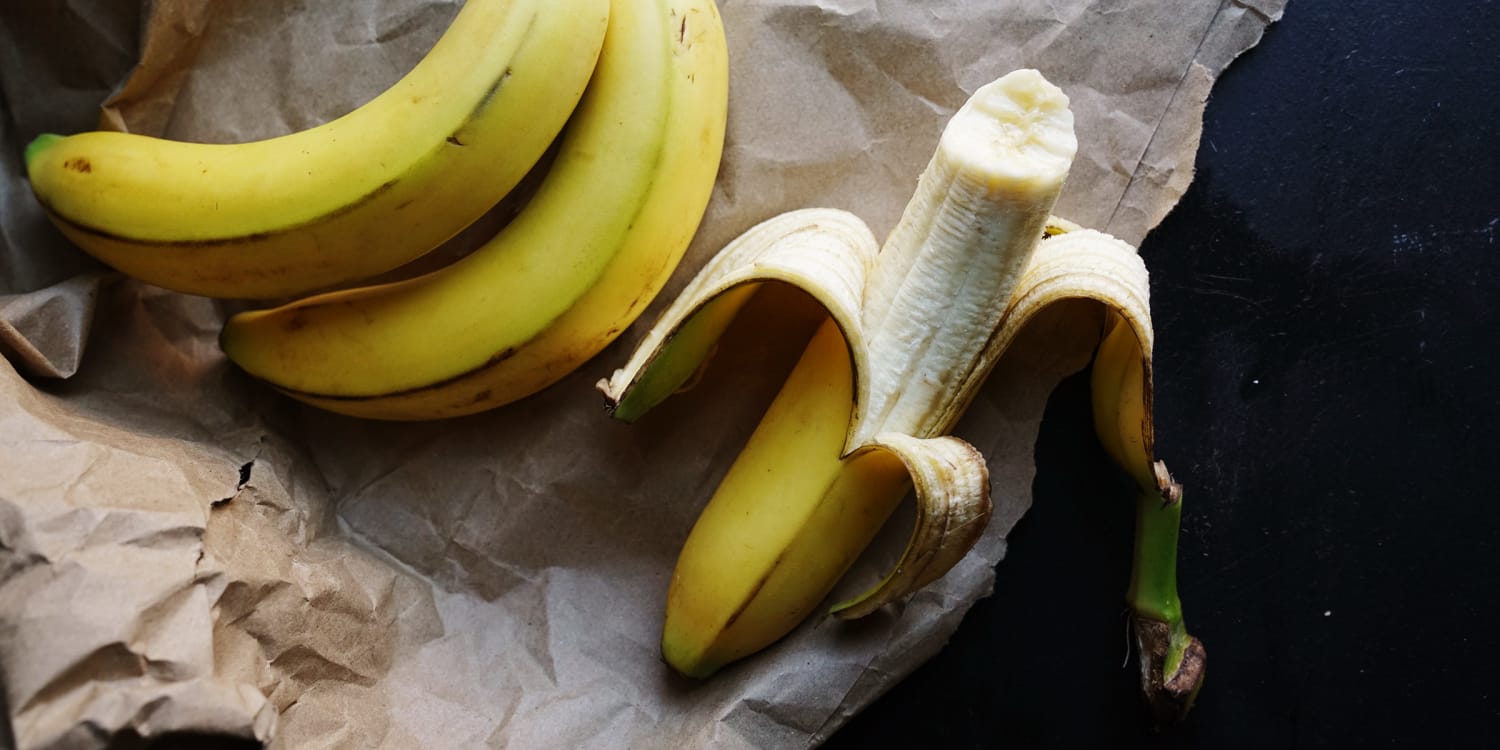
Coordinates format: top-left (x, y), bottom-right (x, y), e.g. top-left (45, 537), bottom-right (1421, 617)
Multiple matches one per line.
top-left (24, 133), bottom-right (65, 169)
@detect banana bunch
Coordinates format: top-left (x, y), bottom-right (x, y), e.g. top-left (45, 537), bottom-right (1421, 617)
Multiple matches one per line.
top-left (598, 69), bottom-right (1205, 721)
top-left (25, 0), bottom-right (730, 420)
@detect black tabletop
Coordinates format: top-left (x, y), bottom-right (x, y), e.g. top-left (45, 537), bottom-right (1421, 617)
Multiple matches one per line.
top-left (828, 2), bottom-right (1499, 747)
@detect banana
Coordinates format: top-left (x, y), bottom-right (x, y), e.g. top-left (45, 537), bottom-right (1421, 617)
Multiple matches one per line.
top-left (24, 0), bottom-right (610, 299)
top-left (601, 69), bottom-right (1075, 675)
top-left (599, 67), bottom-right (1204, 722)
top-left (218, 0), bottom-right (729, 420)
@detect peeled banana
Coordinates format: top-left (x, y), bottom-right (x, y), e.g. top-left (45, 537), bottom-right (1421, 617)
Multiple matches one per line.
top-left (218, 0), bottom-right (729, 420)
top-left (24, 0), bottom-right (609, 299)
top-left (599, 68), bottom-right (1204, 721)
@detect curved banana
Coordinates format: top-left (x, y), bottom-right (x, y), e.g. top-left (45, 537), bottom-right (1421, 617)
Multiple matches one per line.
top-left (600, 67), bottom-right (1205, 723)
top-left (24, 0), bottom-right (610, 299)
top-left (599, 69), bottom-right (1077, 677)
top-left (218, 0), bottom-right (729, 419)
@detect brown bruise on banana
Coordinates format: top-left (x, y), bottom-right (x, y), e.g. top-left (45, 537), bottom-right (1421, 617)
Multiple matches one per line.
top-left (1100, 310), bottom-right (1159, 475)
top-left (445, 63), bottom-right (518, 148)
top-left (1139, 347), bottom-right (1158, 468)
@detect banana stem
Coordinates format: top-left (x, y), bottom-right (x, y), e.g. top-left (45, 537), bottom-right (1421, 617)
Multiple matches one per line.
top-left (1128, 484), bottom-right (1185, 653)
top-left (1125, 472), bottom-right (1206, 727)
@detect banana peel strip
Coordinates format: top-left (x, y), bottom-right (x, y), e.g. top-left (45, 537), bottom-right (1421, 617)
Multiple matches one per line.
top-left (1002, 228), bottom-right (1157, 475)
top-left (598, 208), bottom-right (877, 422)
top-left (829, 432), bottom-right (991, 619)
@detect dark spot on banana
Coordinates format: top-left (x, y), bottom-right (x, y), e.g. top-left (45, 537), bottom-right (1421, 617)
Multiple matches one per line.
top-left (64, 158), bottom-right (91, 174)
top-left (447, 135), bottom-right (464, 147)
top-left (282, 312), bottom-right (307, 332)
top-left (471, 389), bottom-right (493, 404)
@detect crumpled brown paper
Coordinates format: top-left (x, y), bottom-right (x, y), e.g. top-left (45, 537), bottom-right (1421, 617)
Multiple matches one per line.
top-left (0, 1), bottom-right (1285, 747)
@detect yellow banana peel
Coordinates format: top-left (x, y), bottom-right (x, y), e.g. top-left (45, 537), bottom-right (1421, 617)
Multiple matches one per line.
top-left (25, 0), bottom-right (610, 300)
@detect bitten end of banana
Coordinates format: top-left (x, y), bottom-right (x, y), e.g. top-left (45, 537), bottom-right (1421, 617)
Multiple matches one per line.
top-left (942, 68), bottom-right (1076, 199)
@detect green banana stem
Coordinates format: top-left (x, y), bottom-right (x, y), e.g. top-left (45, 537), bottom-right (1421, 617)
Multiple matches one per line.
top-left (1125, 462), bottom-right (1205, 727)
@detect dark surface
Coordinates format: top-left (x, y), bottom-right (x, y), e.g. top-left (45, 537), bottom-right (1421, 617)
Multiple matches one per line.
top-left (828, 2), bottom-right (1500, 748)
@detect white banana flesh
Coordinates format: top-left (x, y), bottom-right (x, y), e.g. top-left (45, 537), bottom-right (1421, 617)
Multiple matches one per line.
top-left (856, 70), bottom-right (1077, 444)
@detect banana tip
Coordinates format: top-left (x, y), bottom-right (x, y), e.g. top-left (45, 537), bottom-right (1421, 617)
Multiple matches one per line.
top-left (24, 133), bottom-right (65, 170)
top-left (661, 638), bottom-right (721, 680)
